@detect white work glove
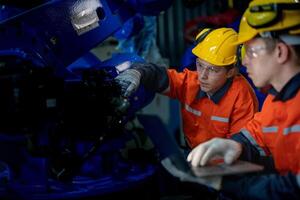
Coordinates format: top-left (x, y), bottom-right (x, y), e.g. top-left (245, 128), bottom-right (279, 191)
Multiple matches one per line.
top-left (187, 138), bottom-right (242, 167)
top-left (115, 69), bottom-right (141, 97)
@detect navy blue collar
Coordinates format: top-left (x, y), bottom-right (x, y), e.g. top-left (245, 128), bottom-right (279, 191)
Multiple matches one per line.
top-left (268, 72), bottom-right (300, 102)
top-left (197, 77), bottom-right (233, 104)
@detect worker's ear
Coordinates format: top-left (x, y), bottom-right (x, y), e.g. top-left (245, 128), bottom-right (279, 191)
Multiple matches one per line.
top-left (276, 42), bottom-right (289, 64)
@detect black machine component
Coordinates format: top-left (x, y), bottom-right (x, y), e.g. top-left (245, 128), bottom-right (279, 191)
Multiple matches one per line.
top-left (0, 54), bottom-right (130, 179)
top-left (0, 55), bottom-right (63, 133)
top-left (49, 68), bottom-right (131, 181)
top-left (0, 0), bottom-right (176, 199)
top-left (0, 0), bottom-right (45, 8)
top-left (0, 54), bottom-right (160, 199)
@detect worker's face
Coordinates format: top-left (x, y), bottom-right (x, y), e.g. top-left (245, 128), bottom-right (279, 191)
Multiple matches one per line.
top-left (196, 58), bottom-right (234, 95)
top-left (242, 38), bottom-right (276, 88)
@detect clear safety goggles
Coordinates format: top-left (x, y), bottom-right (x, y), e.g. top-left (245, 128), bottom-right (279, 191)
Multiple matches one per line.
top-left (196, 59), bottom-right (224, 75)
top-left (238, 33), bottom-right (300, 60)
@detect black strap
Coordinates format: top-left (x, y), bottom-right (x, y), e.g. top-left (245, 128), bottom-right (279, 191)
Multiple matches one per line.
top-left (131, 63), bottom-right (169, 93)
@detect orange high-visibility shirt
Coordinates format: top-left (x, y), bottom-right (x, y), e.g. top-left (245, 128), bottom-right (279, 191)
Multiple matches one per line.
top-left (241, 73), bottom-right (300, 174)
top-left (165, 69), bottom-right (258, 148)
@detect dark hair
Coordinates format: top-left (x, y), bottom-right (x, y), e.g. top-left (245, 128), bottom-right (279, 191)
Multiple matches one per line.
top-left (260, 35), bottom-right (300, 65)
top-left (264, 38), bottom-right (300, 65)
top-left (293, 45), bottom-right (300, 65)
top-left (261, 37), bottom-right (279, 52)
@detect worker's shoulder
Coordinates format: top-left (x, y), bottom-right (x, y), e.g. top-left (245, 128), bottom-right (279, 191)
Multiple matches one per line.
top-left (168, 68), bottom-right (197, 77)
top-left (232, 74), bottom-right (253, 90)
top-left (182, 68), bottom-right (198, 77)
top-left (175, 68), bottom-right (198, 81)
top-left (229, 74), bottom-right (258, 99)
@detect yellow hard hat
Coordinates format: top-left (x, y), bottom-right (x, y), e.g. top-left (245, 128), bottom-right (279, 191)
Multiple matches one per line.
top-left (235, 0), bottom-right (300, 44)
top-left (192, 28), bottom-right (238, 67)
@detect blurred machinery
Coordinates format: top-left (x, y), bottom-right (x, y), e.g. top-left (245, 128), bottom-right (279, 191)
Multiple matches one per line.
top-left (0, 0), bottom-right (173, 199)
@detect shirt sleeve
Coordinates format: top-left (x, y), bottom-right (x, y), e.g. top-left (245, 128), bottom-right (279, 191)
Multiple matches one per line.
top-left (236, 95), bottom-right (274, 157)
top-left (223, 94), bottom-right (300, 199)
top-left (231, 133), bottom-right (275, 171)
top-left (228, 76), bottom-right (259, 136)
top-left (164, 69), bottom-right (198, 103)
top-left (222, 172), bottom-right (300, 200)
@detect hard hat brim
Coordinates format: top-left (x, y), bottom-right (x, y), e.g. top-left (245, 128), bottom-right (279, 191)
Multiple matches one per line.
top-left (233, 29), bottom-right (258, 45)
top-left (233, 13), bottom-right (259, 45)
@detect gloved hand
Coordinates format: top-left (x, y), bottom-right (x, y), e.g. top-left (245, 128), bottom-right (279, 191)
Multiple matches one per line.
top-left (115, 68), bottom-right (141, 97)
top-left (187, 138), bottom-right (242, 167)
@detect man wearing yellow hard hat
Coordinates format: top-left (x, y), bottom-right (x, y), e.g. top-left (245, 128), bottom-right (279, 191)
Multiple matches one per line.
top-left (188, 0), bottom-right (300, 199)
top-left (115, 27), bottom-right (258, 150)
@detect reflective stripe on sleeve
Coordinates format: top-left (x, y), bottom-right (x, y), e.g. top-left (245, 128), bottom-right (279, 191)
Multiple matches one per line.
top-left (262, 126), bottom-right (278, 133)
top-left (297, 175), bottom-right (300, 187)
top-left (185, 104), bottom-right (201, 116)
top-left (211, 116), bottom-right (229, 123)
top-left (283, 125), bottom-right (300, 135)
top-left (241, 128), bottom-right (266, 156)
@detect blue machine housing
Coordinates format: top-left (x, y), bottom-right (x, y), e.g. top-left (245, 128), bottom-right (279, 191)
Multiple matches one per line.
top-left (0, 0), bottom-right (174, 199)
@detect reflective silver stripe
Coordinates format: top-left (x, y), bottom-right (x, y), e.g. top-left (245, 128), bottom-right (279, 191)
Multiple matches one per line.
top-left (211, 116), bottom-right (229, 123)
top-left (262, 126), bottom-right (278, 133)
top-left (241, 128), bottom-right (266, 156)
top-left (284, 125), bottom-right (300, 135)
top-left (297, 175), bottom-right (300, 187)
top-left (185, 104), bottom-right (201, 116)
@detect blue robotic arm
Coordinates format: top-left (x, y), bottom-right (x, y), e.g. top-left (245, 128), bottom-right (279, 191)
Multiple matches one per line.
top-left (0, 0), bottom-right (174, 199)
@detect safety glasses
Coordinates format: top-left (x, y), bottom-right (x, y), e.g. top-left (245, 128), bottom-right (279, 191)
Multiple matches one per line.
top-left (237, 43), bottom-right (267, 61)
top-left (247, 3), bottom-right (300, 28)
top-left (196, 59), bottom-right (224, 75)
top-left (244, 45), bottom-right (268, 59)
